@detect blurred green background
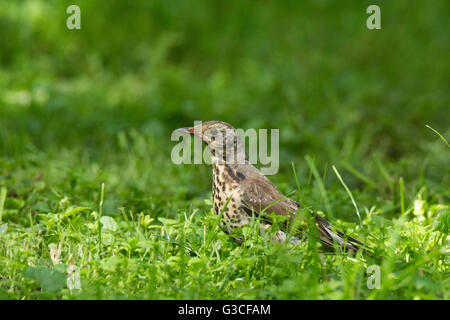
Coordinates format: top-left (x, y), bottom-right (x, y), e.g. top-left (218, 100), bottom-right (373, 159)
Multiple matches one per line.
top-left (0, 0), bottom-right (449, 300)
top-left (0, 0), bottom-right (448, 220)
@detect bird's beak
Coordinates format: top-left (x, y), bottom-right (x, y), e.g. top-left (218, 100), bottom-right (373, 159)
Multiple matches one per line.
top-left (176, 127), bottom-right (195, 135)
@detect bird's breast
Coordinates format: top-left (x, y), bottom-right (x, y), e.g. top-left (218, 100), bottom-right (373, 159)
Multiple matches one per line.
top-left (212, 163), bottom-right (248, 228)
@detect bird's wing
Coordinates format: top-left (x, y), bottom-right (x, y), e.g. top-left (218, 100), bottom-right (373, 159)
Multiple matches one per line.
top-left (240, 175), bottom-right (363, 252)
top-left (240, 175), bottom-right (299, 218)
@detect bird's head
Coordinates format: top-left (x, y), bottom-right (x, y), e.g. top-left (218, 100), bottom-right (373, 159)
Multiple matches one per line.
top-left (176, 120), bottom-right (236, 145)
top-left (177, 121), bottom-right (244, 162)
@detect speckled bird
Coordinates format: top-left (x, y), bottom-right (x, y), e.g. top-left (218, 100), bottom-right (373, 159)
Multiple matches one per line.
top-left (177, 121), bottom-right (364, 252)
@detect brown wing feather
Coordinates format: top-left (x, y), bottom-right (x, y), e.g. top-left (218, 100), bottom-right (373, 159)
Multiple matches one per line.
top-left (240, 176), bottom-right (298, 217)
top-left (240, 175), bottom-right (362, 252)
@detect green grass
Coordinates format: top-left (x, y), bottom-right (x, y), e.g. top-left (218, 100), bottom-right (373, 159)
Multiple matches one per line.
top-left (0, 0), bottom-right (449, 299)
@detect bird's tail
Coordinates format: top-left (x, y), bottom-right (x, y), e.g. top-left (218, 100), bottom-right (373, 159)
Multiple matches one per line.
top-left (313, 213), bottom-right (366, 253)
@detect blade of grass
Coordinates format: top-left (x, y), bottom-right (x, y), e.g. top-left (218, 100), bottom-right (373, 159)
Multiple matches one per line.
top-left (322, 163), bottom-right (328, 184)
top-left (332, 165), bottom-right (362, 227)
top-left (291, 161), bottom-right (301, 196)
top-left (373, 155), bottom-right (394, 188)
top-left (399, 177), bottom-right (405, 215)
top-left (341, 161), bottom-right (376, 189)
top-left (98, 183), bottom-right (105, 256)
top-left (292, 163), bottom-right (321, 276)
top-left (305, 155), bottom-right (334, 220)
top-left (204, 196), bottom-right (230, 249)
top-left (426, 125), bottom-right (450, 148)
top-left (0, 187), bottom-right (6, 222)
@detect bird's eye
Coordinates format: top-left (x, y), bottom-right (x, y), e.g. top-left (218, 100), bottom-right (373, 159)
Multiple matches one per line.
top-left (210, 129), bottom-right (218, 136)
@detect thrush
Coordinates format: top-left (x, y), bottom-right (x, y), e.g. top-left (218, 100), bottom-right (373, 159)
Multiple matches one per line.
top-left (177, 120), bottom-right (364, 252)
